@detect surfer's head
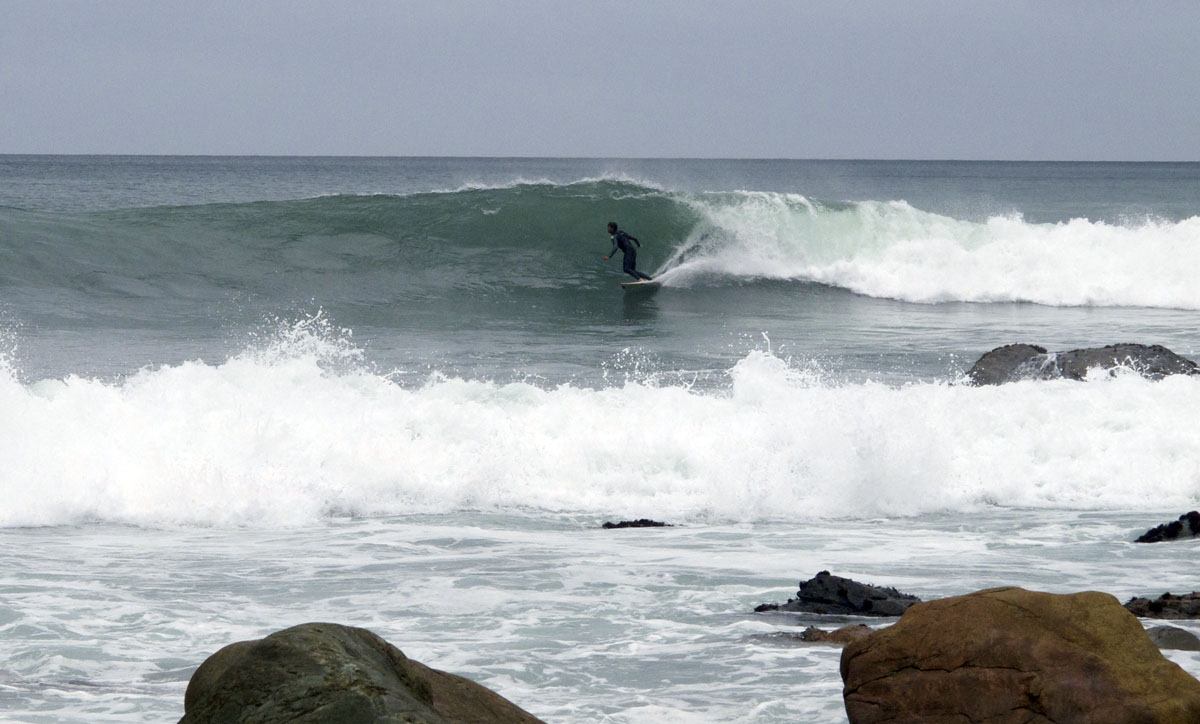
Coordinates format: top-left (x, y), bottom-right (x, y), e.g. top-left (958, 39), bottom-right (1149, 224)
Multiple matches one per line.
top-left (607, 222), bottom-right (617, 233)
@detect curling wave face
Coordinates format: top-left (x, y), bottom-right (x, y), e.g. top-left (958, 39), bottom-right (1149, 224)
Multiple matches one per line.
top-left (4, 180), bottom-right (1200, 320)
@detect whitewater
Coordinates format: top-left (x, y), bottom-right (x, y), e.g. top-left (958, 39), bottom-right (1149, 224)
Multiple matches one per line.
top-left (1, 156), bottom-right (1199, 723)
top-left (4, 328), bottom-right (1200, 528)
top-left (665, 192), bottom-right (1200, 308)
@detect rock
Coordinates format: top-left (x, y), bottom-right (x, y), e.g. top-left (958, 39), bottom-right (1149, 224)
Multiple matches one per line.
top-left (966, 343), bottom-right (1198, 385)
top-left (1125, 591), bottom-right (1200, 619)
top-left (754, 571), bottom-right (921, 617)
top-left (800, 625), bottom-right (876, 645)
top-left (1055, 344), bottom-right (1198, 381)
top-left (1136, 511), bottom-right (1200, 543)
top-left (179, 622), bottom-right (546, 724)
top-left (965, 343), bottom-right (1051, 385)
top-left (602, 519), bottom-right (671, 529)
top-left (1147, 625), bottom-right (1200, 651)
top-left (749, 625), bottom-right (879, 647)
top-left (841, 587), bottom-right (1200, 724)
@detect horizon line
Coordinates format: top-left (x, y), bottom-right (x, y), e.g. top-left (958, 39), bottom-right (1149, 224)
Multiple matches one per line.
top-left (2, 153), bottom-right (1198, 164)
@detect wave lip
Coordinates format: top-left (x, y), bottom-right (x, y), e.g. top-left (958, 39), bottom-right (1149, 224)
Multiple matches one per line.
top-left (659, 192), bottom-right (1200, 309)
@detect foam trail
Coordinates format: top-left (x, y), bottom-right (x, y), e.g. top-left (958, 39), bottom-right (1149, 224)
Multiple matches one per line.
top-left (3, 326), bottom-right (1200, 527)
top-left (662, 192), bottom-right (1200, 309)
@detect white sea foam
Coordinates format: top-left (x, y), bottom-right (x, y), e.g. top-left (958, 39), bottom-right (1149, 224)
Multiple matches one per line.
top-left (3, 325), bottom-right (1198, 527)
top-left (439, 173), bottom-right (667, 195)
top-left (660, 191), bottom-right (1200, 309)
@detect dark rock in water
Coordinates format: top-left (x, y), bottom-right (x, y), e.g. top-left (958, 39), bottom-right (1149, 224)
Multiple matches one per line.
top-left (1147, 625), bottom-right (1200, 651)
top-left (602, 519), bottom-right (671, 529)
top-left (1125, 592), bottom-right (1200, 620)
top-left (1055, 344), bottom-right (1198, 381)
top-left (966, 342), bottom-right (1199, 385)
top-left (965, 343), bottom-right (1051, 385)
top-left (841, 587), bottom-right (1200, 724)
top-left (754, 571), bottom-right (921, 617)
top-left (1136, 511), bottom-right (1200, 543)
top-left (179, 622), bottom-right (546, 724)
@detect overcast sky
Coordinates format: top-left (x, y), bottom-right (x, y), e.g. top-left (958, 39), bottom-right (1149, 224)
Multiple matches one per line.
top-left (3, 1), bottom-right (1199, 160)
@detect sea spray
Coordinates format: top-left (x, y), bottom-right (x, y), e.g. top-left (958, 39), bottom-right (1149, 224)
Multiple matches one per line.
top-left (665, 191), bottom-right (1200, 308)
top-left (3, 329), bottom-right (1199, 527)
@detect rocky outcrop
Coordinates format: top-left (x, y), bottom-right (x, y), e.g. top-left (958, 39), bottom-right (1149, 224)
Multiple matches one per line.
top-left (1136, 511), bottom-right (1200, 543)
top-left (966, 343), bottom-right (1198, 385)
top-left (179, 622), bottom-right (546, 724)
top-left (602, 519), bottom-right (671, 529)
top-left (754, 571), bottom-right (921, 617)
top-left (1125, 591), bottom-right (1200, 619)
top-left (1147, 625), bottom-right (1200, 651)
top-left (841, 587), bottom-right (1200, 724)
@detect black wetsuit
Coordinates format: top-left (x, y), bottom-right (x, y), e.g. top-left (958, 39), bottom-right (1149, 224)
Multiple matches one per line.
top-left (609, 229), bottom-right (653, 281)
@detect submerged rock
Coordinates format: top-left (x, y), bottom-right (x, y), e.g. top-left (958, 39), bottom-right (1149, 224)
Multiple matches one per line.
top-left (966, 342), bottom-right (1198, 385)
top-left (602, 519), bottom-right (671, 529)
top-left (179, 622), bottom-right (546, 724)
top-left (1147, 625), bottom-right (1200, 651)
top-left (748, 625), bottom-right (878, 647)
top-left (1136, 511), bottom-right (1200, 543)
top-left (1125, 591), bottom-right (1200, 619)
top-left (754, 571), bottom-right (921, 617)
top-left (841, 587), bottom-right (1200, 724)
top-left (800, 624), bottom-right (875, 645)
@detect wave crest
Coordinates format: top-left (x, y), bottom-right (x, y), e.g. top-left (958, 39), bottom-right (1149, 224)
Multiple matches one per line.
top-left (660, 191), bottom-right (1200, 308)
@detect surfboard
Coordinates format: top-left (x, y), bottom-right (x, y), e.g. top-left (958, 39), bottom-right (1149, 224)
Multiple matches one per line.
top-left (621, 279), bottom-right (661, 290)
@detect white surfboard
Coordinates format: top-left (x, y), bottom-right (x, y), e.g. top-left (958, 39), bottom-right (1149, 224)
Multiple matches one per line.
top-left (621, 279), bottom-right (661, 290)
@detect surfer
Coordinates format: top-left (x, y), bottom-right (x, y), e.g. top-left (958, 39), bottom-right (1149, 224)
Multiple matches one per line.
top-left (603, 222), bottom-right (654, 282)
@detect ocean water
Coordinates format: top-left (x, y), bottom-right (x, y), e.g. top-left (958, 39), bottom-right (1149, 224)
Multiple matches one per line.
top-left (1, 156), bottom-right (1199, 722)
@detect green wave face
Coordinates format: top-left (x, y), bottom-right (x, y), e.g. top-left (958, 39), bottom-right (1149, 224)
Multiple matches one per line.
top-left (8, 177), bottom-right (1199, 319)
top-left (1, 181), bottom-right (700, 306)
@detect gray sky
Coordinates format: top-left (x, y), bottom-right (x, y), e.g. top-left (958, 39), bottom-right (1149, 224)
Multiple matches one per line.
top-left (3, 0), bottom-right (1199, 159)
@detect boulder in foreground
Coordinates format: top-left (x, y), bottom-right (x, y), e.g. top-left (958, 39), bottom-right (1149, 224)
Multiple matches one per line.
top-left (966, 343), bottom-right (1198, 385)
top-left (179, 622), bottom-right (546, 724)
top-left (841, 587), bottom-right (1200, 724)
top-left (755, 571), bottom-right (921, 617)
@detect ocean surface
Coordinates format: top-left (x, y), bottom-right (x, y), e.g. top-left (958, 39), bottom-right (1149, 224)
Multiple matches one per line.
top-left (2, 155), bottom-right (1199, 722)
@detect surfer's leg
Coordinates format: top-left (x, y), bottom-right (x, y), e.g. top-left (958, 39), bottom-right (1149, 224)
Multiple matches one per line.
top-left (622, 251), bottom-right (641, 280)
top-left (624, 249), bottom-right (653, 280)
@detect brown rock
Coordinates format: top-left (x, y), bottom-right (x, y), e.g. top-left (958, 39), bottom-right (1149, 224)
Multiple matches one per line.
top-left (179, 622), bottom-right (546, 724)
top-left (840, 587), bottom-right (1200, 724)
top-left (801, 625), bottom-right (876, 645)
